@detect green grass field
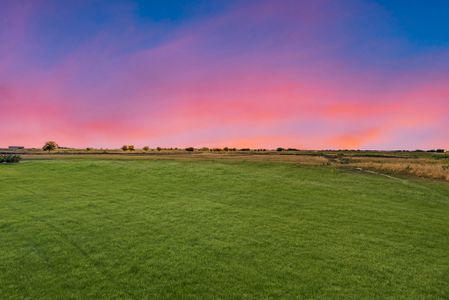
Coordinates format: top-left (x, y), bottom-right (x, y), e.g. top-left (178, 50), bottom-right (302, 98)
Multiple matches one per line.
top-left (1, 159), bottom-right (449, 298)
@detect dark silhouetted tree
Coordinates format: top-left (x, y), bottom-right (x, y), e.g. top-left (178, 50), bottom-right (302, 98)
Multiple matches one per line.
top-left (42, 141), bottom-right (58, 152)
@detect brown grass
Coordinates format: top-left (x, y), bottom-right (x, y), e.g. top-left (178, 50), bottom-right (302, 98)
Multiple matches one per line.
top-left (346, 157), bottom-right (449, 181)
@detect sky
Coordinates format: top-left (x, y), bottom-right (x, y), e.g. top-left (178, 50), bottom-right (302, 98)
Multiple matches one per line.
top-left (1, 0), bottom-right (448, 150)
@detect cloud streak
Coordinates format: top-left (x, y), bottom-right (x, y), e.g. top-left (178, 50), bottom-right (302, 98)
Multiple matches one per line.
top-left (1, 0), bottom-right (448, 149)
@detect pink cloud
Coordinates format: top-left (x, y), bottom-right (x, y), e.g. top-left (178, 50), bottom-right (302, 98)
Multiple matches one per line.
top-left (1, 0), bottom-right (448, 149)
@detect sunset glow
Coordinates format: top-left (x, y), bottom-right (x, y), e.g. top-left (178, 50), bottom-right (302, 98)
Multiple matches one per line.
top-left (1, 0), bottom-right (448, 149)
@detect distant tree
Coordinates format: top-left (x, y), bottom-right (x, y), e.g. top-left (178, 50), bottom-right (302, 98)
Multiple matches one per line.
top-left (121, 145), bottom-right (129, 151)
top-left (276, 147), bottom-right (284, 152)
top-left (223, 147), bottom-right (229, 151)
top-left (143, 146), bottom-right (150, 151)
top-left (128, 145), bottom-right (135, 151)
top-left (86, 147), bottom-right (92, 151)
top-left (156, 147), bottom-right (162, 151)
top-left (42, 141), bottom-right (58, 152)
top-left (185, 147), bottom-right (194, 152)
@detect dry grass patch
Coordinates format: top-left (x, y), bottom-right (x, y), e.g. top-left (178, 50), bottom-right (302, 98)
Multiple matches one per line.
top-left (348, 157), bottom-right (449, 181)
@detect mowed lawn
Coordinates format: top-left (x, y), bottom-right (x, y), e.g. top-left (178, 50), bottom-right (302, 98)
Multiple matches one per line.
top-left (1, 159), bottom-right (449, 299)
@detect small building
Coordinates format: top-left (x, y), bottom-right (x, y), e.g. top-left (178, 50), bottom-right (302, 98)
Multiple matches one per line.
top-left (8, 146), bottom-right (24, 150)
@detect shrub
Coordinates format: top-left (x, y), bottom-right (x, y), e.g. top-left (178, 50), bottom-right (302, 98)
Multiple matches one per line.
top-left (0, 154), bottom-right (22, 163)
top-left (240, 148), bottom-right (250, 151)
top-left (156, 147), bottom-right (162, 151)
top-left (143, 146), bottom-right (150, 151)
top-left (276, 147), bottom-right (284, 152)
top-left (121, 145), bottom-right (129, 151)
top-left (223, 147), bottom-right (229, 151)
top-left (185, 147), bottom-right (194, 152)
top-left (42, 141), bottom-right (58, 152)
top-left (128, 145), bottom-right (135, 151)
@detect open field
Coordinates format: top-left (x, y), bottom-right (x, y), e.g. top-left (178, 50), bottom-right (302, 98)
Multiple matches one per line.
top-left (1, 158), bottom-right (449, 298)
top-left (3, 148), bottom-right (449, 181)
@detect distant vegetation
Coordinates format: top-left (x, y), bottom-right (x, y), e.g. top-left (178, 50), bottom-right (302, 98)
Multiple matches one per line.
top-left (42, 141), bottom-right (58, 152)
top-left (0, 154), bottom-right (22, 163)
top-left (121, 145), bottom-right (135, 151)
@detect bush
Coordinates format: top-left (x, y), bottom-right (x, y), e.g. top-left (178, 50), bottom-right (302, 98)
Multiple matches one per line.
top-left (128, 145), bottom-right (135, 151)
top-left (143, 146), bottom-right (150, 151)
top-left (156, 147), bottom-right (162, 151)
top-left (0, 154), bottom-right (22, 163)
top-left (121, 145), bottom-right (129, 151)
top-left (276, 147), bottom-right (284, 152)
top-left (185, 147), bottom-right (194, 152)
